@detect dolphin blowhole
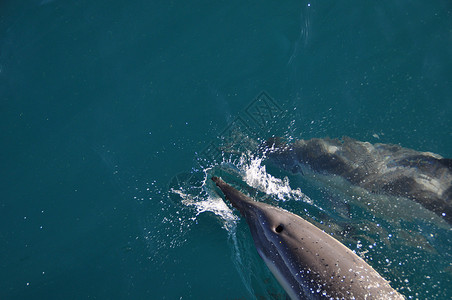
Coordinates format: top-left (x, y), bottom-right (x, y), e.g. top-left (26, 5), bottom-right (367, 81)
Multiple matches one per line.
top-left (275, 224), bottom-right (284, 233)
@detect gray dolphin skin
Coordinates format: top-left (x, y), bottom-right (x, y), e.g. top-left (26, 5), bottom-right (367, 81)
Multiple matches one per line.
top-left (264, 137), bottom-right (452, 225)
top-left (212, 176), bottom-right (405, 300)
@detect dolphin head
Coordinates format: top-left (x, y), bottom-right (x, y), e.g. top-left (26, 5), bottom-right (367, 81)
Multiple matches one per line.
top-left (212, 176), bottom-right (309, 298)
top-left (211, 176), bottom-right (405, 299)
top-left (211, 177), bottom-right (290, 237)
top-left (211, 177), bottom-right (290, 241)
top-left (212, 176), bottom-right (346, 298)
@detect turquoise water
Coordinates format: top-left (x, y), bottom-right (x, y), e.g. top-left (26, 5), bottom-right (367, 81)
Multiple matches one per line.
top-left (1, 0), bottom-right (451, 299)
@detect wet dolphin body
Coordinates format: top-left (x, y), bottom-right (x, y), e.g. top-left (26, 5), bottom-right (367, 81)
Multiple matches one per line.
top-left (264, 137), bottom-right (452, 225)
top-left (212, 176), bottom-right (404, 300)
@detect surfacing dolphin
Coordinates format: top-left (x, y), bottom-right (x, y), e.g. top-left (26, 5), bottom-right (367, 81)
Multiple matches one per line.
top-left (212, 176), bottom-right (404, 299)
top-left (264, 137), bottom-right (452, 225)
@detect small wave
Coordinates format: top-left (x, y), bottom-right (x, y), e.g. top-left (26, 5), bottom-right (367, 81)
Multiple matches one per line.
top-left (237, 152), bottom-right (312, 203)
top-left (171, 187), bottom-right (238, 231)
top-left (173, 151), bottom-right (313, 228)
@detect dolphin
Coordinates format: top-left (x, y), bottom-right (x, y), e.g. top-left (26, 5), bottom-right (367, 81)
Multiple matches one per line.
top-left (212, 176), bottom-right (405, 300)
top-left (264, 137), bottom-right (452, 225)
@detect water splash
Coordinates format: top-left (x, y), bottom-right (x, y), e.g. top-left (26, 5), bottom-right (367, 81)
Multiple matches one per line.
top-left (237, 152), bottom-right (312, 203)
top-left (172, 188), bottom-right (238, 231)
top-left (173, 150), bottom-right (313, 228)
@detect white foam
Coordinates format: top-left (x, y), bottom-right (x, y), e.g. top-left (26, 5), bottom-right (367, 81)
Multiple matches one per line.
top-left (175, 152), bottom-right (311, 231)
top-left (237, 153), bottom-right (312, 203)
top-left (171, 188), bottom-right (238, 230)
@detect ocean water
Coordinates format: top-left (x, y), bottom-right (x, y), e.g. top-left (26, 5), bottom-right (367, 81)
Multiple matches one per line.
top-left (1, 0), bottom-right (451, 299)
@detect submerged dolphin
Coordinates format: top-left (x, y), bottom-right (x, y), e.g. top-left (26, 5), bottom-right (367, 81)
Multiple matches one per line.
top-left (264, 137), bottom-right (452, 225)
top-left (212, 176), bottom-right (404, 299)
